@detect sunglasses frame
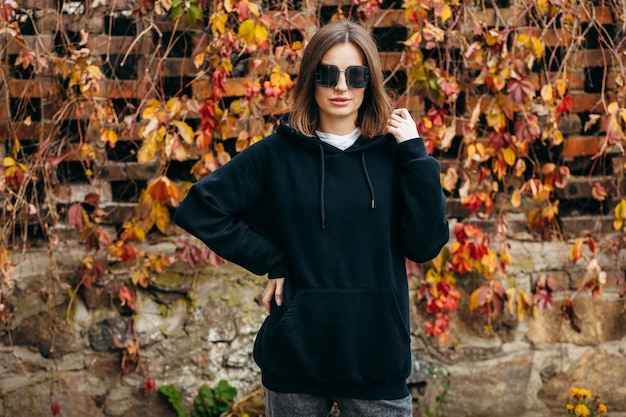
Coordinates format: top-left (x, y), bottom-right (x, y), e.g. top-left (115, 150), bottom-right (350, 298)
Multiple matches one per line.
top-left (314, 64), bottom-right (370, 89)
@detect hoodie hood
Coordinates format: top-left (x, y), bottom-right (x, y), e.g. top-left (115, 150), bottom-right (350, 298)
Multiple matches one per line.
top-left (276, 114), bottom-right (388, 229)
top-left (276, 113), bottom-right (391, 154)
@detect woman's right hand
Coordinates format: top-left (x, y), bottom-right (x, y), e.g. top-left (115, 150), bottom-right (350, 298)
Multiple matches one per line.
top-left (262, 278), bottom-right (284, 314)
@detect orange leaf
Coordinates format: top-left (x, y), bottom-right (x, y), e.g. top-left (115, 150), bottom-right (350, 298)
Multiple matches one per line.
top-left (152, 201), bottom-right (170, 234)
top-left (146, 176), bottom-right (179, 203)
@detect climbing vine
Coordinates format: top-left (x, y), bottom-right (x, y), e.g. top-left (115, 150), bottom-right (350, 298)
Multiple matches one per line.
top-left (1, 0), bottom-right (626, 395)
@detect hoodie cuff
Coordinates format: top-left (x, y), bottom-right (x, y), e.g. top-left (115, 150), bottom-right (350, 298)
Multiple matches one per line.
top-left (396, 137), bottom-right (428, 161)
top-left (268, 259), bottom-right (287, 279)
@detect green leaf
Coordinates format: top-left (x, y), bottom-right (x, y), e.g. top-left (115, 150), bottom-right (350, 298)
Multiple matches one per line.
top-left (185, 5), bottom-right (203, 26)
top-left (158, 384), bottom-right (188, 417)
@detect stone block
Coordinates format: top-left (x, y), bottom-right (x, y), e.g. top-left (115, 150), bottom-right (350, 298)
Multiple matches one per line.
top-left (50, 180), bottom-right (113, 204)
top-left (538, 349), bottom-right (626, 414)
top-left (526, 297), bottom-right (626, 345)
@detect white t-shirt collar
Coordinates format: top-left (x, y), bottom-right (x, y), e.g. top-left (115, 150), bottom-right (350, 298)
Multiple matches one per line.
top-left (315, 128), bottom-right (361, 151)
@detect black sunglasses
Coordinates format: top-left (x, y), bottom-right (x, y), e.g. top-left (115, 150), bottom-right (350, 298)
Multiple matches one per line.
top-left (314, 64), bottom-right (370, 88)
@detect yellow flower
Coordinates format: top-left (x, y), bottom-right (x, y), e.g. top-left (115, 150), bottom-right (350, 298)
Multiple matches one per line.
top-left (566, 404), bottom-right (574, 411)
top-left (597, 403), bottom-right (608, 413)
top-left (571, 388), bottom-right (592, 399)
top-left (574, 403), bottom-right (590, 417)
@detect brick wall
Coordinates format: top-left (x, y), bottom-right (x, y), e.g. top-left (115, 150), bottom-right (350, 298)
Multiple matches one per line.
top-left (2, 0), bottom-right (624, 240)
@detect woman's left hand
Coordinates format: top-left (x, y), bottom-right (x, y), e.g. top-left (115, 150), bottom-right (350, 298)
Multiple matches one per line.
top-left (386, 108), bottom-right (420, 143)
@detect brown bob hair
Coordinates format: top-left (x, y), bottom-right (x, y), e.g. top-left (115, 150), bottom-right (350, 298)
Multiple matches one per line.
top-left (288, 20), bottom-right (395, 138)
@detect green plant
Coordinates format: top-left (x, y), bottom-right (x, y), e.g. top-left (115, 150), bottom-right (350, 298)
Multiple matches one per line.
top-left (159, 380), bottom-right (237, 417)
top-left (416, 367), bottom-right (451, 417)
top-left (566, 388), bottom-right (609, 417)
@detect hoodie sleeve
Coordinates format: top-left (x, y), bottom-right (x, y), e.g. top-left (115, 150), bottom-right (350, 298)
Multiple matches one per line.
top-left (395, 138), bottom-right (449, 263)
top-left (174, 142), bottom-right (287, 278)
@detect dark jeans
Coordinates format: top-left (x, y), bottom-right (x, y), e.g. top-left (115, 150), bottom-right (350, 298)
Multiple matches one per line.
top-left (264, 387), bottom-right (413, 417)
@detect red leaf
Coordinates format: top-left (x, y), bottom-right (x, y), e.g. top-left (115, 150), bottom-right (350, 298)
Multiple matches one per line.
top-left (50, 402), bottom-right (62, 415)
top-left (555, 94), bottom-right (573, 117)
top-left (144, 376), bottom-right (156, 393)
top-left (68, 203), bottom-right (87, 231)
top-left (119, 285), bottom-right (137, 311)
top-left (561, 299), bottom-right (582, 333)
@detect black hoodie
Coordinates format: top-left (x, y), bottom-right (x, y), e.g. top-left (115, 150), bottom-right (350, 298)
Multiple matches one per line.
top-left (175, 114), bottom-right (449, 400)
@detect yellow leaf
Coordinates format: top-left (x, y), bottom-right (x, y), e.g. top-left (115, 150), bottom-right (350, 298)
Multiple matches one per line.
top-left (511, 188), bottom-right (522, 208)
top-left (86, 65), bottom-right (104, 79)
top-left (439, 4), bottom-right (452, 22)
top-left (101, 129), bottom-right (118, 146)
top-left (554, 79), bottom-right (567, 97)
top-left (238, 19), bottom-right (256, 44)
top-left (211, 12), bottom-right (228, 34)
top-left (137, 137), bottom-right (158, 163)
top-left (517, 292), bottom-right (527, 320)
top-left (570, 238), bottom-right (583, 263)
top-left (540, 84), bottom-right (553, 103)
top-left (166, 97), bottom-right (182, 116)
top-left (531, 36), bottom-right (544, 58)
top-left (469, 288), bottom-right (481, 311)
top-left (552, 129), bottom-right (563, 145)
top-left (614, 199), bottom-right (626, 230)
top-left (223, 0), bottom-right (233, 12)
top-left (502, 147), bottom-right (516, 166)
top-left (607, 101), bottom-right (619, 114)
top-left (485, 29), bottom-right (500, 46)
top-left (3, 157), bottom-right (15, 167)
top-left (194, 52), bottom-right (205, 68)
top-left (142, 99), bottom-right (162, 120)
top-left (152, 201), bottom-right (170, 234)
top-left (132, 270), bottom-right (149, 287)
top-left (172, 120), bottom-right (194, 144)
top-left (255, 24), bottom-right (268, 45)
top-left (506, 288), bottom-right (516, 316)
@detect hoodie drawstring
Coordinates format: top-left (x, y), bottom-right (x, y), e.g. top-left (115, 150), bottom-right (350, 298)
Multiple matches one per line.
top-left (318, 145), bottom-right (376, 230)
top-left (319, 144), bottom-right (326, 230)
top-left (361, 152), bottom-right (376, 209)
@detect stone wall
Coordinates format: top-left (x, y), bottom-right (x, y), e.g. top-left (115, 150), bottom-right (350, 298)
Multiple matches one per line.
top-left (1, 226), bottom-right (625, 417)
top-left (2, 0), bottom-right (626, 416)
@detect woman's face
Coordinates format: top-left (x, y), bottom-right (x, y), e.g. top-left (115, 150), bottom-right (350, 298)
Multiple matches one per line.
top-left (314, 42), bottom-right (367, 133)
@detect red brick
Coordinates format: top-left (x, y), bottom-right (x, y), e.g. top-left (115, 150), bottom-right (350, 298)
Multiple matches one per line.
top-left (579, 5), bottom-right (615, 24)
top-left (9, 79), bottom-right (60, 98)
top-left (88, 35), bottom-right (153, 55)
top-left (562, 135), bottom-right (603, 159)
top-left (19, 0), bottom-right (56, 9)
top-left (94, 80), bottom-right (151, 99)
top-left (557, 175), bottom-right (618, 200)
top-left (4, 35), bottom-right (54, 55)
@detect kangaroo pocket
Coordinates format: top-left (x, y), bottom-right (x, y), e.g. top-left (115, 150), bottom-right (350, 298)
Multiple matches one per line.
top-left (267, 287), bottom-right (411, 383)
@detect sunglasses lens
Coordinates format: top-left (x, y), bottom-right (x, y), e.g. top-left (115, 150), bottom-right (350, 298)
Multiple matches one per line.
top-left (346, 66), bottom-right (370, 88)
top-left (314, 65), bottom-right (370, 88)
top-left (315, 65), bottom-right (339, 88)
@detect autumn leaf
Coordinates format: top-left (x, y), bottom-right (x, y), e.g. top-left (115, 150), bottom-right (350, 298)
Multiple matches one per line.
top-left (68, 203), bottom-right (89, 231)
top-left (131, 269), bottom-right (150, 288)
top-left (119, 284), bottom-right (137, 310)
top-left (614, 199), bottom-right (626, 230)
top-left (238, 19), bottom-right (256, 44)
top-left (120, 222), bottom-right (146, 242)
top-left (591, 182), bottom-right (607, 201)
top-left (506, 77), bottom-right (535, 104)
top-left (146, 176), bottom-right (179, 203)
top-left (151, 201), bottom-right (170, 234)
top-left (511, 188), bottom-right (522, 208)
top-left (570, 238), bottom-right (584, 264)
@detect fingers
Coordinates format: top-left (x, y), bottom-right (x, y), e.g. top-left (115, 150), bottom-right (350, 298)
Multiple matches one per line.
top-left (387, 108), bottom-right (419, 142)
top-left (262, 278), bottom-right (285, 315)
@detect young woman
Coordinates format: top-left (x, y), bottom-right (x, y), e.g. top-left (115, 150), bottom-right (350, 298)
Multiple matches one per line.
top-left (175, 19), bottom-right (449, 417)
